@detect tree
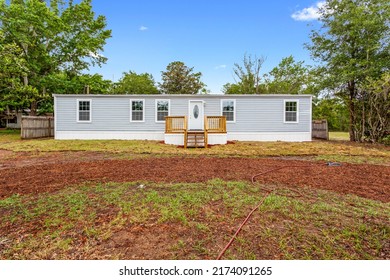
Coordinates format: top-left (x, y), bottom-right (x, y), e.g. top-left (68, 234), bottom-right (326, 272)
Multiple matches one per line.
top-left (306, 0), bottom-right (390, 141)
top-left (230, 53), bottom-right (265, 94)
top-left (44, 72), bottom-right (112, 94)
top-left (0, 30), bottom-right (32, 112)
top-left (361, 72), bottom-right (390, 142)
top-left (0, 0), bottom-right (111, 114)
top-left (159, 61), bottom-right (206, 94)
top-left (113, 71), bottom-right (159, 94)
top-left (263, 55), bottom-right (316, 95)
top-left (313, 97), bottom-right (349, 131)
top-left (221, 83), bottom-right (244, 94)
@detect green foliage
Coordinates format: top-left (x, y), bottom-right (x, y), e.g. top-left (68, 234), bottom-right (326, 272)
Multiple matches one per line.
top-left (0, 0), bottom-right (112, 113)
top-left (306, 0), bottom-right (390, 141)
top-left (0, 31), bottom-right (32, 111)
top-left (224, 55), bottom-right (316, 95)
top-left (360, 72), bottom-right (390, 142)
top-left (221, 83), bottom-right (244, 94)
top-left (226, 53), bottom-right (265, 94)
top-left (44, 72), bottom-right (112, 95)
top-left (313, 97), bottom-right (349, 131)
top-left (159, 61), bottom-right (206, 94)
top-left (113, 71), bottom-right (159, 94)
top-left (263, 55), bottom-right (317, 95)
top-left (31, 72), bottom-right (112, 114)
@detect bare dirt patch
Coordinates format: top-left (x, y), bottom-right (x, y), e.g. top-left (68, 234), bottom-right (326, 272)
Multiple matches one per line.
top-left (0, 155), bottom-right (388, 202)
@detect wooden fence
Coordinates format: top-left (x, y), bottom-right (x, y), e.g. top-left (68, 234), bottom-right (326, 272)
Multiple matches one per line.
top-left (21, 116), bottom-right (54, 139)
top-left (312, 119), bottom-right (328, 140)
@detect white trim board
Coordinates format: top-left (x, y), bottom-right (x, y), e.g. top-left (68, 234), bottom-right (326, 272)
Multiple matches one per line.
top-left (55, 131), bottom-right (311, 142)
top-left (220, 99), bottom-right (236, 123)
top-left (55, 131), bottom-right (164, 140)
top-left (227, 132), bottom-right (311, 142)
top-left (76, 99), bottom-right (92, 123)
top-left (283, 99), bottom-right (299, 124)
top-left (155, 99), bottom-right (170, 123)
top-left (129, 99), bottom-right (145, 123)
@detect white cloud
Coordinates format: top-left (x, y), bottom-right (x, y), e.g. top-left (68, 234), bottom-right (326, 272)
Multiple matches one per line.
top-left (139, 26), bottom-right (148, 31)
top-left (88, 51), bottom-right (105, 59)
top-left (291, 1), bottom-right (325, 21)
top-left (215, 64), bottom-right (227, 70)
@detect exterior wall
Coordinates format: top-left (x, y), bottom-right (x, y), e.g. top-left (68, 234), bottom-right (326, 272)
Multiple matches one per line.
top-left (54, 94), bottom-right (312, 142)
top-left (6, 112), bottom-right (22, 129)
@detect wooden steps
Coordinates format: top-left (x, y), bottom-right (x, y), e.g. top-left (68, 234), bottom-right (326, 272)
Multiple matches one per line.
top-left (185, 130), bottom-right (207, 148)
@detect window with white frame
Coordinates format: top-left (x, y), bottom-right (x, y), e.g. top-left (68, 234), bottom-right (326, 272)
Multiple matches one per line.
top-left (156, 99), bottom-right (170, 122)
top-left (221, 99), bottom-right (235, 122)
top-left (77, 100), bottom-right (91, 122)
top-left (130, 100), bottom-right (144, 122)
top-left (284, 100), bottom-right (298, 123)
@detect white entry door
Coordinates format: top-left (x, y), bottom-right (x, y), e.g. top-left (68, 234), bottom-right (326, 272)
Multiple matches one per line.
top-left (188, 101), bottom-right (204, 130)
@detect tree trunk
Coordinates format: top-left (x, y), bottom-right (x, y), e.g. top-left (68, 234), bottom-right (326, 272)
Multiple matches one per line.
top-left (348, 81), bottom-right (356, 142)
top-left (30, 101), bottom-right (37, 116)
top-left (361, 99), bottom-right (365, 142)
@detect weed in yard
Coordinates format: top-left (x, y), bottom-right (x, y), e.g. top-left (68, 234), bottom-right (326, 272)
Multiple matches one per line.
top-left (194, 222), bottom-right (210, 232)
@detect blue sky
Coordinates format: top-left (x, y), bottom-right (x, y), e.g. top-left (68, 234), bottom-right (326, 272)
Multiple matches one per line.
top-left (90, 0), bottom-right (324, 93)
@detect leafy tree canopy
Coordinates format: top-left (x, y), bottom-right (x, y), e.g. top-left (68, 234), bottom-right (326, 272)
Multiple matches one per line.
top-left (225, 54), bottom-right (265, 94)
top-left (306, 0), bottom-right (390, 140)
top-left (0, 0), bottom-right (111, 114)
top-left (113, 71), bottom-right (159, 94)
top-left (263, 55), bottom-right (317, 95)
top-left (159, 61), bottom-right (206, 94)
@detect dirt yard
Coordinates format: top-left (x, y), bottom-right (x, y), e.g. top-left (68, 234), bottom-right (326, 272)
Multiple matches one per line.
top-left (1, 151), bottom-right (389, 202)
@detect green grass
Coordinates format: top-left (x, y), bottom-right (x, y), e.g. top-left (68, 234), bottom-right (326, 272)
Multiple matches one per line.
top-left (0, 129), bottom-right (388, 164)
top-left (0, 129), bottom-right (20, 143)
top-left (329, 131), bottom-right (350, 141)
top-left (0, 180), bottom-right (388, 260)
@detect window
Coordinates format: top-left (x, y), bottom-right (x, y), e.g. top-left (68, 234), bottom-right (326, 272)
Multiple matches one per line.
top-left (221, 99), bottom-right (235, 122)
top-left (130, 99), bottom-right (144, 122)
top-left (77, 99), bottom-right (91, 122)
top-left (156, 99), bottom-right (170, 122)
top-left (284, 100), bottom-right (298, 123)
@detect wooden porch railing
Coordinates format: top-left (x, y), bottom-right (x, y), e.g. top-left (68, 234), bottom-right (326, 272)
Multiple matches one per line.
top-left (165, 116), bottom-right (187, 133)
top-left (165, 115), bottom-right (226, 148)
top-left (204, 116), bottom-right (227, 133)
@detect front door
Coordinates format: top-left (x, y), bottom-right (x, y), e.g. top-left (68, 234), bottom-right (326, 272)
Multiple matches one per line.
top-left (188, 101), bottom-right (204, 130)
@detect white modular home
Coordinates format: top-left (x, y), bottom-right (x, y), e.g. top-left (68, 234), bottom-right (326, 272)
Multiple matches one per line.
top-left (53, 94), bottom-right (312, 146)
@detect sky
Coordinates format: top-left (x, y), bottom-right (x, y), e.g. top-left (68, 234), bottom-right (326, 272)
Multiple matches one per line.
top-left (89, 0), bottom-right (324, 93)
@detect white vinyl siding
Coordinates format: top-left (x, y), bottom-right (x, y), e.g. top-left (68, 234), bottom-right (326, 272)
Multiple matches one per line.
top-left (77, 99), bottom-right (91, 122)
top-left (155, 99), bottom-right (170, 122)
top-left (284, 100), bottom-right (299, 123)
top-left (130, 99), bottom-right (145, 122)
top-left (221, 99), bottom-right (236, 122)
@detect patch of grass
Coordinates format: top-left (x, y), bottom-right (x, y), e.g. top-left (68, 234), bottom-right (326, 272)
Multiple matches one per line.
top-left (0, 129), bottom-right (20, 143)
top-left (1, 130), bottom-right (389, 164)
top-left (0, 180), bottom-right (388, 260)
top-left (329, 131), bottom-right (349, 141)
